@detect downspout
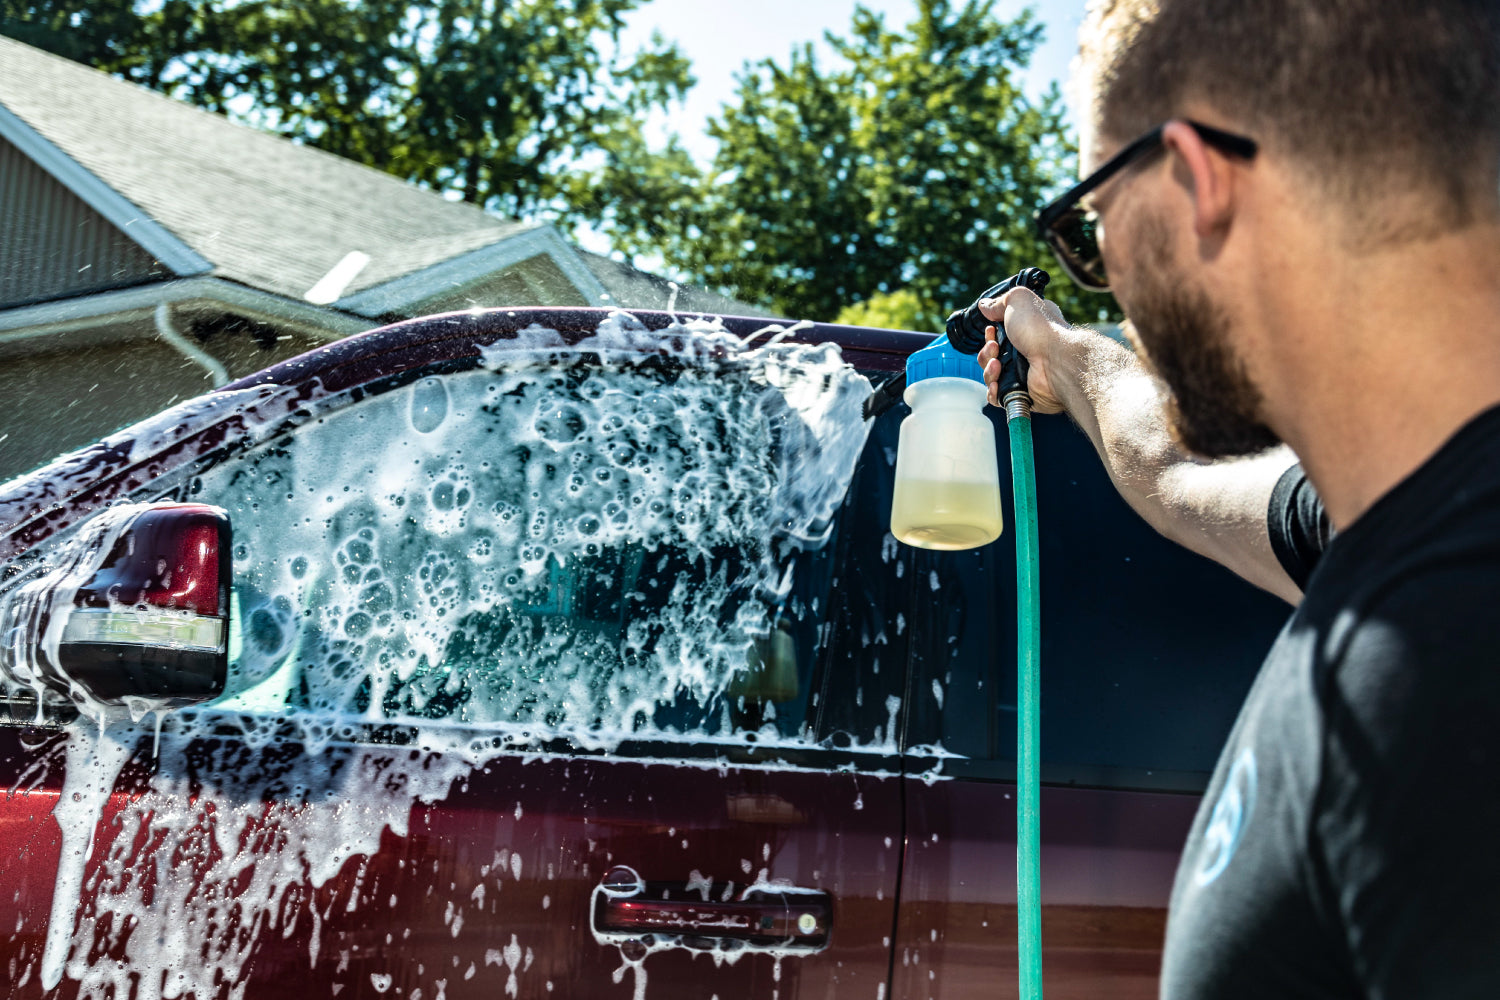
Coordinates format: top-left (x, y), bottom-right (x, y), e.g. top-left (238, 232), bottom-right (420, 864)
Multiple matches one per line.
top-left (154, 302), bottom-right (228, 387)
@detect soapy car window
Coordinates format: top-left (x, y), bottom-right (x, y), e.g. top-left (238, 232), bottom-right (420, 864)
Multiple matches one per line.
top-left (167, 350), bottom-right (897, 748)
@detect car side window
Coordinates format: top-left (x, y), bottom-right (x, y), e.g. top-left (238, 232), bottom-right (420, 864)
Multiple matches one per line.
top-left (159, 353), bottom-right (902, 749)
top-left (902, 414), bottom-right (1287, 790)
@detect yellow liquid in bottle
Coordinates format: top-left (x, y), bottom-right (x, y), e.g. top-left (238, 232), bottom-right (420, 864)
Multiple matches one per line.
top-left (890, 478), bottom-right (1004, 550)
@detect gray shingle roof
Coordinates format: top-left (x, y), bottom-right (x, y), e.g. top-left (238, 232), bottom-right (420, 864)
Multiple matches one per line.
top-left (580, 251), bottom-right (768, 317)
top-left (0, 35), bottom-right (532, 302)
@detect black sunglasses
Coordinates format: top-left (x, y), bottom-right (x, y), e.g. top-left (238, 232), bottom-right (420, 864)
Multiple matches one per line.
top-left (1034, 120), bottom-right (1258, 292)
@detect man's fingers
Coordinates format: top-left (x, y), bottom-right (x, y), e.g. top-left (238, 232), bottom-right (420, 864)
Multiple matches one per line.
top-left (980, 285), bottom-right (1039, 319)
top-left (979, 286), bottom-right (1076, 415)
top-left (979, 330), bottom-right (1003, 387)
top-left (980, 326), bottom-right (1000, 386)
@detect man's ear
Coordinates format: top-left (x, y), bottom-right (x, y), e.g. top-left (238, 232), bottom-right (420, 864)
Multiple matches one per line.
top-left (1161, 120), bottom-right (1237, 239)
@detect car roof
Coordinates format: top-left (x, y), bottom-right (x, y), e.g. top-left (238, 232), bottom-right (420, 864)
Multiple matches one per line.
top-left (0, 308), bottom-right (933, 557)
top-left (224, 307), bottom-right (926, 392)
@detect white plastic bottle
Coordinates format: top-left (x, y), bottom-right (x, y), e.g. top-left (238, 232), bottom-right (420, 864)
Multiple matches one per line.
top-left (889, 339), bottom-right (1003, 550)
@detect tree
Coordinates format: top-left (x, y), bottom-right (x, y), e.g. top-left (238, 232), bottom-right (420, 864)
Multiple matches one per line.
top-left (600, 0), bottom-right (1116, 328)
top-left (0, 0), bottom-right (148, 66)
top-left (0, 0), bottom-right (694, 224)
top-left (835, 289), bottom-right (928, 331)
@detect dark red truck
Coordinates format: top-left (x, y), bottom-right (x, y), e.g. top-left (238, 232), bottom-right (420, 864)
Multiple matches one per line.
top-left (0, 309), bottom-right (1286, 999)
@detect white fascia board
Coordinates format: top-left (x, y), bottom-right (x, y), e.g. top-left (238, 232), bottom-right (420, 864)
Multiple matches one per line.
top-left (0, 103), bottom-right (214, 277)
top-left (334, 224), bottom-right (612, 317)
top-left (535, 226), bottom-right (614, 306)
top-left (0, 277), bottom-right (370, 343)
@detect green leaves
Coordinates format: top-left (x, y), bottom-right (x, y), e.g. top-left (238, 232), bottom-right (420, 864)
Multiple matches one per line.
top-left (3, 0), bottom-right (695, 224)
top-left (835, 288), bottom-right (929, 331)
top-left (603, 0), bottom-right (1116, 326)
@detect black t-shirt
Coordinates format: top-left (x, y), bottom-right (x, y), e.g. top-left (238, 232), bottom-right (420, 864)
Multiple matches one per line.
top-left (1161, 405), bottom-right (1500, 999)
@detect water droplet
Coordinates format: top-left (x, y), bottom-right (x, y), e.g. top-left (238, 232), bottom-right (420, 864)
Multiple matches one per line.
top-left (410, 377), bottom-right (449, 434)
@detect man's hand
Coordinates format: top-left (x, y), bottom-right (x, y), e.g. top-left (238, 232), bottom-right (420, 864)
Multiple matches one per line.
top-left (975, 287), bottom-right (1075, 411)
top-left (969, 286), bottom-right (1304, 605)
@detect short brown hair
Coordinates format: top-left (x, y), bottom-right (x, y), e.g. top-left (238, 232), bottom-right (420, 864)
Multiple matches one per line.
top-left (1078, 0), bottom-right (1500, 230)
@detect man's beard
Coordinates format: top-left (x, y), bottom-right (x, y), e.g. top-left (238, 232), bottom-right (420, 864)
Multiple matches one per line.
top-left (1121, 216), bottom-right (1280, 458)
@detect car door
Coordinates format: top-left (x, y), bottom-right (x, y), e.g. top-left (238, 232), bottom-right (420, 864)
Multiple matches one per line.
top-left (0, 326), bottom-right (910, 999)
top-left (887, 412), bottom-right (1291, 999)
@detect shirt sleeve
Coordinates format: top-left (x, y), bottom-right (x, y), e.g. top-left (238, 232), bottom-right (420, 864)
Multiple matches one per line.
top-left (1267, 464), bottom-right (1332, 591)
top-left (1314, 564), bottom-right (1500, 999)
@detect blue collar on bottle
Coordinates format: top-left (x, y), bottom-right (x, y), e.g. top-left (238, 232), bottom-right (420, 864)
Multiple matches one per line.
top-left (906, 334), bottom-right (986, 385)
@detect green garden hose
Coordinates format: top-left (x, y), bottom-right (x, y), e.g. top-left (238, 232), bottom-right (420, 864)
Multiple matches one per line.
top-left (1005, 389), bottom-right (1043, 1000)
top-left (869, 270), bottom-right (1048, 1000)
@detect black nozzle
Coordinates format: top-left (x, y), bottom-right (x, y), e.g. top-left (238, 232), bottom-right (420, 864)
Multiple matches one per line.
top-left (945, 267), bottom-right (1050, 355)
top-left (862, 266), bottom-right (1052, 421)
top-left (944, 267), bottom-right (1050, 397)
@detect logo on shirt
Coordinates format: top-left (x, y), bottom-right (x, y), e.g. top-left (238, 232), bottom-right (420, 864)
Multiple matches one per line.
top-left (1194, 747), bottom-right (1257, 887)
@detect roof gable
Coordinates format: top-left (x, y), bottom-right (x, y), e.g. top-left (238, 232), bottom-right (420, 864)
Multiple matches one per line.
top-left (0, 132), bottom-right (172, 308)
top-left (335, 227), bottom-right (609, 317)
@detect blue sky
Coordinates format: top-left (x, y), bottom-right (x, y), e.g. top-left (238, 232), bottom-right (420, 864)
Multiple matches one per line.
top-left (617, 0), bottom-right (1089, 162)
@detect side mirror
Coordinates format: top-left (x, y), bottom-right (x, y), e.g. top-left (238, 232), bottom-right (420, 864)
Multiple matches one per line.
top-left (20, 503), bottom-right (232, 711)
top-left (60, 503), bottom-right (231, 709)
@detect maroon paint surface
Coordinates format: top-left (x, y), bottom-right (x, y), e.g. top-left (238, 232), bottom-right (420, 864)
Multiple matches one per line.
top-left (892, 778), bottom-right (1199, 999)
top-left (0, 727), bottom-right (901, 998)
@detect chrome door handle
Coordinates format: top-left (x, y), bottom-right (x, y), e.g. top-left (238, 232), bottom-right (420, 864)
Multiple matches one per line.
top-left (592, 866), bottom-right (831, 951)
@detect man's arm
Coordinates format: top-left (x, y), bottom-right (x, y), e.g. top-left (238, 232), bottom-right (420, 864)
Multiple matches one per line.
top-left (979, 289), bottom-right (1303, 605)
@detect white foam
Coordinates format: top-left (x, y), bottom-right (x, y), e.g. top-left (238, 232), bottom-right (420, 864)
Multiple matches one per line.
top-left (199, 312), bottom-right (871, 739)
top-left (41, 725), bottom-right (133, 990)
top-left (0, 502), bottom-right (164, 722)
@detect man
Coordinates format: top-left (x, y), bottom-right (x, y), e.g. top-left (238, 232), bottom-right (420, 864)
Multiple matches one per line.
top-left (976, 0), bottom-right (1500, 996)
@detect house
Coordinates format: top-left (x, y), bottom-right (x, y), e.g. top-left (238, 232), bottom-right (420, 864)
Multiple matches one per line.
top-left (0, 35), bottom-right (758, 481)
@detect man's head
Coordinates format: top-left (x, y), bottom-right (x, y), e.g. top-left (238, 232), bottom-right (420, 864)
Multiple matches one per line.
top-left (1070, 0), bottom-right (1500, 457)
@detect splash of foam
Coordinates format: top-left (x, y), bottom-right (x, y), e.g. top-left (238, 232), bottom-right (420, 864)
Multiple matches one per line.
top-left (201, 311), bottom-right (871, 741)
top-left (0, 503), bottom-right (160, 721)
